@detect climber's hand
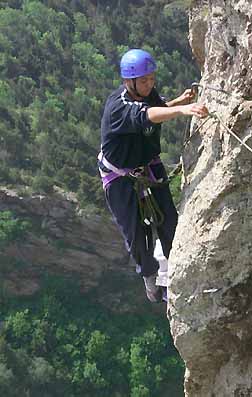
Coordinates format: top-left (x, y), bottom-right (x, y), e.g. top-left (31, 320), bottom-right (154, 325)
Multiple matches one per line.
top-left (174, 89), bottom-right (196, 105)
top-left (182, 103), bottom-right (209, 118)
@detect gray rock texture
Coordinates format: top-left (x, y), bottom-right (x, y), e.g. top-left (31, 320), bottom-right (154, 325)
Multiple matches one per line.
top-left (168, 1), bottom-right (252, 396)
top-left (0, 187), bottom-right (139, 310)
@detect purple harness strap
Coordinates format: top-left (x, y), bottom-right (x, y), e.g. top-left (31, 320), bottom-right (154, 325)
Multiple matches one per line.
top-left (100, 157), bottom-right (162, 190)
top-left (102, 171), bottom-right (122, 189)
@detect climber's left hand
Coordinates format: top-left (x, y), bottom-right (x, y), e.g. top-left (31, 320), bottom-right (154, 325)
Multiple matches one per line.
top-left (174, 89), bottom-right (196, 105)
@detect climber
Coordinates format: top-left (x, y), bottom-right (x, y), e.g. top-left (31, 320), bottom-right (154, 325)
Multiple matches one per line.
top-left (98, 49), bottom-right (208, 303)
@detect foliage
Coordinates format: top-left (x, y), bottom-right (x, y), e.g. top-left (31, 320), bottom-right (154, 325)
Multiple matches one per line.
top-left (0, 3), bottom-right (195, 394)
top-left (169, 174), bottom-right (182, 207)
top-left (0, 0), bottom-right (199, 212)
top-left (0, 211), bottom-right (30, 249)
top-left (164, 0), bottom-right (195, 17)
top-left (0, 275), bottom-right (185, 396)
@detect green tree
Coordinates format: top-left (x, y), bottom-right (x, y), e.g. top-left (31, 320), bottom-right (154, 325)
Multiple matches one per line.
top-left (0, 362), bottom-right (15, 396)
top-left (0, 274), bottom-right (185, 396)
top-left (0, 0), bottom-right (198, 210)
top-left (0, 211), bottom-right (30, 249)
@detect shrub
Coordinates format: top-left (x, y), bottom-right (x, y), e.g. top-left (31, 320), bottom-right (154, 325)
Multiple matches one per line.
top-left (0, 211), bottom-right (30, 249)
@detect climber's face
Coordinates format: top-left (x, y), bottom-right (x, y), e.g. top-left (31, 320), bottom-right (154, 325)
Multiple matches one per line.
top-left (125, 72), bottom-right (156, 99)
top-left (135, 73), bottom-right (156, 97)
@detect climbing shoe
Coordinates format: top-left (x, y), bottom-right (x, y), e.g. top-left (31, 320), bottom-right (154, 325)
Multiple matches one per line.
top-left (143, 273), bottom-right (163, 303)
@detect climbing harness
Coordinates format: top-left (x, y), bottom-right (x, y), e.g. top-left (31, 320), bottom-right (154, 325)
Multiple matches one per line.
top-left (98, 151), bottom-right (167, 228)
top-left (127, 165), bottom-right (169, 252)
top-left (128, 166), bottom-right (168, 227)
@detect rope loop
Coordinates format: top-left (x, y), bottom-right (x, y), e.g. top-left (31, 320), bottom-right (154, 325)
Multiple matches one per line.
top-left (128, 167), bottom-right (168, 227)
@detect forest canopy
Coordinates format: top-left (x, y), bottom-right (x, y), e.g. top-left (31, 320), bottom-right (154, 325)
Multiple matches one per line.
top-left (0, 0), bottom-right (199, 211)
top-left (0, 2), bottom-right (197, 394)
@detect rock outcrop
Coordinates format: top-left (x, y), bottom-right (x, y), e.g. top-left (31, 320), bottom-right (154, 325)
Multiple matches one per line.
top-left (168, 1), bottom-right (252, 396)
top-left (0, 187), bottom-right (137, 310)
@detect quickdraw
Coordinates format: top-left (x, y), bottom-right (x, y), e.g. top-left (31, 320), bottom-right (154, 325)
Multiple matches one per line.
top-left (128, 166), bottom-right (168, 227)
top-left (191, 82), bottom-right (234, 96)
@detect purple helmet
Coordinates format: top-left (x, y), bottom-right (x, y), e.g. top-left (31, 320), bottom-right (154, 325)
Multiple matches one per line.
top-left (120, 49), bottom-right (157, 78)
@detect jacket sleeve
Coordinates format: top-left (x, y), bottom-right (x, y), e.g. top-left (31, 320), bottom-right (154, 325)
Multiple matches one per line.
top-left (110, 99), bottom-right (155, 135)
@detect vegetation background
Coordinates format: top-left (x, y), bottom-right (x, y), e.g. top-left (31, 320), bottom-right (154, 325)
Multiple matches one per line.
top-left (0, 0), bottom-right (199, 209)
top-left (0, 0), bottom-right (199, 395)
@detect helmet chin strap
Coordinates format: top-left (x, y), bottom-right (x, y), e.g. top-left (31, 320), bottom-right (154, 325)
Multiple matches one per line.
top-left (131, 78), bottom-right (142, 98)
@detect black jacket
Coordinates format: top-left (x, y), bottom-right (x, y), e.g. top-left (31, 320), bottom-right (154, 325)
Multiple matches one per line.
top-left (100, 85), bottom-right (166, 169)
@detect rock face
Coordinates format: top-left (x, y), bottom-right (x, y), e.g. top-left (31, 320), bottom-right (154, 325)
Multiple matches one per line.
top-left (0, 187), bottom-right (131, 306)
top-left (168, 1), bottom-right (252, 396)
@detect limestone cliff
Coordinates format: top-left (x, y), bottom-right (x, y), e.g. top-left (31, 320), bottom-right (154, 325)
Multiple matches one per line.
top-left (168, 1), bottom-right (252, 396)
top-left (0, 187), bottom-right (141, 311)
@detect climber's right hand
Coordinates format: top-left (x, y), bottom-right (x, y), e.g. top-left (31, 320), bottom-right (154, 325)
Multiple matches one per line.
top-left (182, 103), bottom-right (209, 119)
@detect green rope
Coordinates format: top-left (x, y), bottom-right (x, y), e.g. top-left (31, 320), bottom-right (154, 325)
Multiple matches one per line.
top-left (128, 171), bottom-right (168, 227)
